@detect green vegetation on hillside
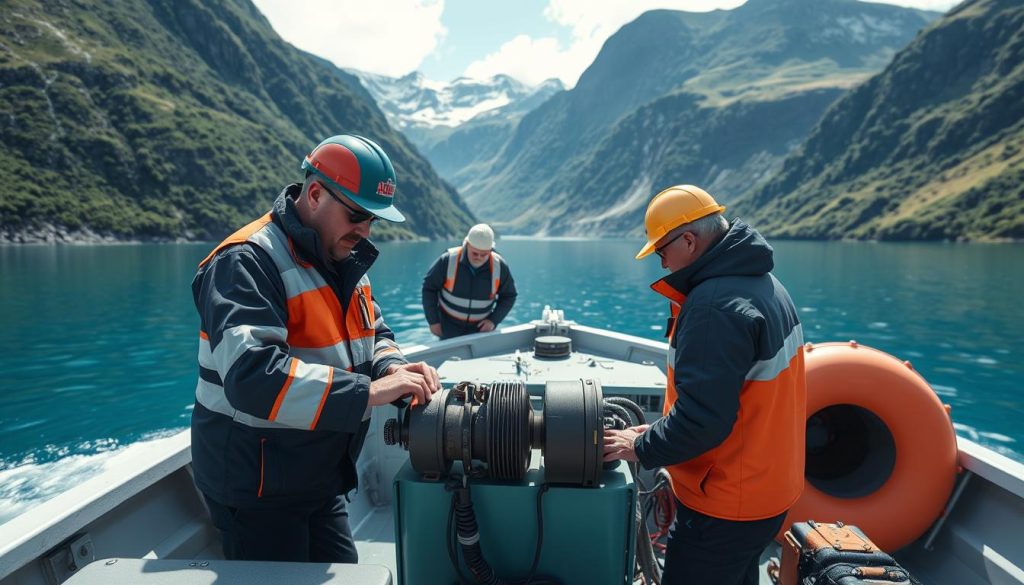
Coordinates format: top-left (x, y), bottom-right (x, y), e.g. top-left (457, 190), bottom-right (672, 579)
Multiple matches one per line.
top-left (0, 0), bottom-right (474, 242)
top-left (457, 0), bottom-right (936, 236)
top-left (738, 0), bottom-right (1024, 241)
top-left (520, 88), bottom-right (845, 236)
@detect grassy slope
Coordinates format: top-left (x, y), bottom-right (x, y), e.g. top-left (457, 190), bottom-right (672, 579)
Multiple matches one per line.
top-left (738, 0), bottom-right (1024, 241)
top-left (0, 0), bottom-right (474, 241)
top-left (461, 0), bottom-right (936, 234)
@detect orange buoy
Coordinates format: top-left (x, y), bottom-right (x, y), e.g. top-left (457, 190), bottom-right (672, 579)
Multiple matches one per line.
top-left (781, 342), bottom-right (959, 551)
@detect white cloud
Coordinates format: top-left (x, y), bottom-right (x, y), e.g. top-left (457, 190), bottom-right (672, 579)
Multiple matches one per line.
top-left (870, 0), bottom-right (960, 9)
top-left (463, 35), bottom-right (580, 87)
top-left (251, 0), bottom-right (446, 77)
top-left (463, 0), bottom-right (959, 88)
top-left (463, 1), bottom-right (744, 88)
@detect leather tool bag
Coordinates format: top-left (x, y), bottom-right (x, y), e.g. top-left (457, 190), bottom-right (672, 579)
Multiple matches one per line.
top-left (777, 521), bottom-right (920, 585)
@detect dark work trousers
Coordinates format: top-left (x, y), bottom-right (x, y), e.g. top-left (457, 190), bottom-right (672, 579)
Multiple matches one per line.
top-left (661, 500), bottom-right (787, 585)
top-left (204, 494), bottom-right (358, 563)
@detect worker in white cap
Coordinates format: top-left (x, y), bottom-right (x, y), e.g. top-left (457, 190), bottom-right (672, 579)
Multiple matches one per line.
top-left (421, 223), bottom-right (518, 339)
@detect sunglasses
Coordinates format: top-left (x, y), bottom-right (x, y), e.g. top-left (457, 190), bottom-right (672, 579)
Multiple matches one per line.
top-left (654, 232), bottom-right (685, 258)
top-left (319, 182), bottom-right (378, 224)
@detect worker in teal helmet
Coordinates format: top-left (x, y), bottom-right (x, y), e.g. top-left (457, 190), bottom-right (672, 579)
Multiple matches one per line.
top-left (191, 134), bottom-right (439, 563)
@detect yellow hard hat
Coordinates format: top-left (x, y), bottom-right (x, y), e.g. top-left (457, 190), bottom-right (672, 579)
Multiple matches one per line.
top-left (635, 185), bottom-right (726, 260)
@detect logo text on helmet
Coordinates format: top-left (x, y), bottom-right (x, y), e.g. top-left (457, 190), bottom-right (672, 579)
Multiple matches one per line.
top-left (377, 179), bottom-right (396, 198)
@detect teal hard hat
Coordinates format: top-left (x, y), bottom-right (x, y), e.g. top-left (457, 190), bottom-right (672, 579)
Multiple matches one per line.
top-left (301, 134), bottom-right (405, 223)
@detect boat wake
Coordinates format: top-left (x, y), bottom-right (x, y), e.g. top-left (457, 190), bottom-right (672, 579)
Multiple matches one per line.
top-left (0, 430), bottom-right (182, 526)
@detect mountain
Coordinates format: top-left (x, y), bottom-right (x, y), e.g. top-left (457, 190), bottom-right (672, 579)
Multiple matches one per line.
top-left (421, 78), bottom-right (565, 189)
top-left (458, 0), bottom-right (937, 235)
top-left (520, 89), bottom-right (844, 235)
top-left (0, 0), bottom-right (475, 243)
top-left (350, 71), bottom-right (563, 151)
top-left (737, 0), bottom-right (1024, 241)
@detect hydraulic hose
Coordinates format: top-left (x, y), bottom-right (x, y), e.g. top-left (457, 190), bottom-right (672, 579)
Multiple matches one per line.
top-left (448, 480), bottom-right (560, 585)
top-left (635, 496), bottom-right (662, 584)
top-left (603, 396), bottom-right (663, 585)
top-left (454, 487), bottom-right (497, 584)
top-left (602, 402), bottom-right (633, 430)
top-left (634, 475), bottom-right (667, 585)
top-left (603, 396), bottom-right (647, 428)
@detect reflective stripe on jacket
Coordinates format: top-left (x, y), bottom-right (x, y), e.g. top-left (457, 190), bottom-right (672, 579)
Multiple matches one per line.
top-left (636, 220), bottom-right (806, 521)
top-left (422, 246), bottom-right (517, 330)
top-left (439, 246), bottom-right (504, 322)
top-left (190, 187), bottom-right (406, 508)
top-left (195, 214), bottom-right (387, 429)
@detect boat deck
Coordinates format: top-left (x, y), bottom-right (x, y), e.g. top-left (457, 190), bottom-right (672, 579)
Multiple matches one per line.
top-left (352, 507), bottom-right (398, 577)
top-left (2, 318), bottom-right (1022, 584)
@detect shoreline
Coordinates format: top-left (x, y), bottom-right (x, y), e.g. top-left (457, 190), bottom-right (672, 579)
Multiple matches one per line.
top-left (2, 224), bottom-right (1021, 245)
top-left (0, 225), bottom-right (431, 246)
top-left (0, 224), bottom-right (185, 246)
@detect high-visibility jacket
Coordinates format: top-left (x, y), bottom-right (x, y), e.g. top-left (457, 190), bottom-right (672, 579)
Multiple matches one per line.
top-left (635, 220), bottom-right (806, 521)
top-left (439, 246), bottom-right (504, 322)
top-left (421, 246), bottom-right (517, 333)
top-left (191, 187), bottom-right (406, 508)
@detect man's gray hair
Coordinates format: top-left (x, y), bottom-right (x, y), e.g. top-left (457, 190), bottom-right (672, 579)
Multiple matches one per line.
top-left (674, 211), bottom-right (729, 241)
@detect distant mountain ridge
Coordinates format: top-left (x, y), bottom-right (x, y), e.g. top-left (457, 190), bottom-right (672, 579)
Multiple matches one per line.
top-left (350, 71), bottom-right (563, 148)
top-left (737, 0), bottom-right (1024, 241)
top-left (450, 0), bottom-right (937, 236)
top-left (0, 0), bottom-right (475, 243)
top-left (352, 71), bottom-right (563, 131)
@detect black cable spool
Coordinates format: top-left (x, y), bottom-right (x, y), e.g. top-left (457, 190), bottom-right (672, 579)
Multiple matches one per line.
top-left (485, 381), bottom-right (531, 480)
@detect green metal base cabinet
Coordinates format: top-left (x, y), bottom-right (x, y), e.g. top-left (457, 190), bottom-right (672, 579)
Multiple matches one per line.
top-left (394, 456), bottom-right (636, 585)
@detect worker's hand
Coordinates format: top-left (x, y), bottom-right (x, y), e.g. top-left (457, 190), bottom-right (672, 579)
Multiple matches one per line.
top-left (603, 426), bottom-right (647, 462)
top-left (477, 319), bottom-right (496, 332)
top-left (388, 361), bottom-right (440, 394)
top-left (429, 323), bottom-right (442, 337)
top-left (368, 364), bottom-right (438, 407)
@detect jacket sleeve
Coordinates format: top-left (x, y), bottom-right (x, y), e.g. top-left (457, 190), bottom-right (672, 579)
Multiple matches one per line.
top-left (489, 259), bottom-right (518, 325)
top-left (370, 295), bottom-right (409, 379)
top-left (421, 253), bottom-right (447, 325)
top-left (195, 245), bottom-right (369, 433)
top-left (634, 303), bottom-right (758, 469)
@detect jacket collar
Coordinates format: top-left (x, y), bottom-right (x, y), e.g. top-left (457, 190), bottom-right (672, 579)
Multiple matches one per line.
top-left (650, 219), bottom-right (774, 302)
top-left (270, 183), bottom-right (379, 276)
top-left (459, 247), bottom-right (496, 273)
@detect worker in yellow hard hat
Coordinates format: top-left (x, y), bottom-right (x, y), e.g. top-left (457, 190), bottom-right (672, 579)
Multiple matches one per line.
top-left (605, 185), bottom-right (807, 585)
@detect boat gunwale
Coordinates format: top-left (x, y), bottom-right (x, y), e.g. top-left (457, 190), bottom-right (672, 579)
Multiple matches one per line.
top-left (0, 432), bottom-right (192, 580)
top-left (958, 438), bottom-right (1024, 499)
top-left (1, 321), bottom-right (1021, 582)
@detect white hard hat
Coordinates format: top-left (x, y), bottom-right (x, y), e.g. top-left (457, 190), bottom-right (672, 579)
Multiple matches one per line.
top-left (465, 224), bottom-right (495, 250)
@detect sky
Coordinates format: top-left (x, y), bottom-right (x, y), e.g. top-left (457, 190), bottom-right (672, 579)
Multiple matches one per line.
top-left (251, 0), bottom-right (962, 88)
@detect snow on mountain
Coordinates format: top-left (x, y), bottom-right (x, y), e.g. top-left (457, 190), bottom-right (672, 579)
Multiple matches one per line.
top-left (351, 70), bottom-right (564, 131)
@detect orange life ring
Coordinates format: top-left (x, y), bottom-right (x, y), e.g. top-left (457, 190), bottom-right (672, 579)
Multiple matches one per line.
top-left (781, 341), bottom-right (959, 551)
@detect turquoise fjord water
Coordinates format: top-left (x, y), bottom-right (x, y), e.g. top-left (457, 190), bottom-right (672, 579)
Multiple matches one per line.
top-left (1, 239), bottom-right (1022, 522)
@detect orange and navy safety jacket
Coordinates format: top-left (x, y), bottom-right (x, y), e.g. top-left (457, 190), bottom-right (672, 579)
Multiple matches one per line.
top-left (190, 185), bottom-right (407, 508)
top-left (421, 246), bottom-right (517, 338)
top-left (635, 220), bottom-right (806, 521)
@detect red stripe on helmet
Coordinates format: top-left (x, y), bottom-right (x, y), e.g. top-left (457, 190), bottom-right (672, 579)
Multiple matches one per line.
top-left (308, 143), bottom-right (360, 195)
